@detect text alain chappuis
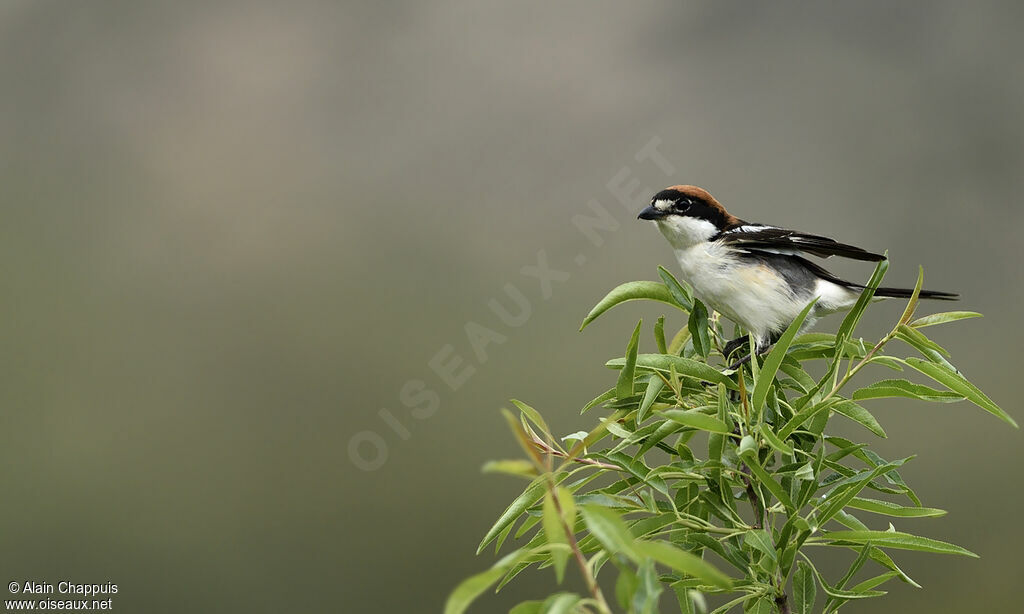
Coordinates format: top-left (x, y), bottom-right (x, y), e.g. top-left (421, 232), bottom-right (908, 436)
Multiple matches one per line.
top-left (7, 581), bottom-right (117, 611)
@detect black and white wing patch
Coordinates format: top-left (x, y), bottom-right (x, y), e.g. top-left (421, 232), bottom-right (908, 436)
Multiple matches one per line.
top-left (716, 225), bottom-right (885, 262)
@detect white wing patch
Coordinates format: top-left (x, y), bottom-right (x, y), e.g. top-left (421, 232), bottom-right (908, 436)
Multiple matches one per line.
top-left (724, 224), bottom-right (776, 234)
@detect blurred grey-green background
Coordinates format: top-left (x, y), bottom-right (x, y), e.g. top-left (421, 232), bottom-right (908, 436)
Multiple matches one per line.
top-left (2, 1), bottom-right (1022, 612)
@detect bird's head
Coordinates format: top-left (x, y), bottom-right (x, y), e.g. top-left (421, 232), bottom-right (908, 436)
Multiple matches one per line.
top-left (638, 185), bottom-right (741, 247)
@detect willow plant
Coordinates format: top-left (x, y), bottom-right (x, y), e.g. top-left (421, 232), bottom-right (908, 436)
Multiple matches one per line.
top-left (446, 262), bottom-right (1015, 614)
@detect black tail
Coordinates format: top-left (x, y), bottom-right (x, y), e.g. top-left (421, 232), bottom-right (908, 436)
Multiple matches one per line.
top-left (870, 287), bottom-right (959, 301)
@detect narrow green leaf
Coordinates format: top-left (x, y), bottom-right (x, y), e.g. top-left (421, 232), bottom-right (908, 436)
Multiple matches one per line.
top-left (814, 459), bottom-right (907, 526)
top-left (660, 409), bottom-right (732, 434)
top-left (581, 388), bottom-right (616, 414)
top-left (445, 549), bottom-right (530, 614)
top-left (835, 258), bottom-right (889, 347)
top-left (617, 320), bottom-right (644, 399)
top-left (478, 475), bottom-right (557, 553)
top-left (910, 311), bottom-right (982, 328)
top-left (688, 299), bottom-right (711, 358)
top-left (846, 497), bottom-right (946, 518)
top-left (759, 423), bottom-right (793, 456)
top-left (740, 449), bottom-right (796, 511)
top-left (658, 266), bottom-right (694, 310)
top-left (655, 315), bottom-right (668, 354)
top-left (542, 488), bottom-right (575, 583)
top-left (509, 601), bottom-right (543, 614)
top-left (778, 398), bottom-right (839, 440)
top-left (580, 281), bottom-right (680, 330)
top-left (632, 559), bottom-right (663, 614)
top-left (752, 300), bottom-right (817, 412)
top-left (743, 529), bottom-right (777, 563)
top-left (831, 399), bottom-right (886, 438)
top-left (905, 358), bottom-right (1018, 427)
top-left (638, 375), bottom-right (666, 423)
top-left (482, 460), bottom-right (538, 478)
top-left (897, 266), bottom-right (924, 325)
top-left (897, 324), bottom-right (950, 357)
top-left (819, 530), bottom-right (978, 557)
top-left (511, 399), bottom-right (551, 439)
top-left (852, 379), bottom-right (963, 403)
top-left (668, 326), bottom-right (691, 356)
top-left (745, 596), bottom-right (774, 614)
top-left (539, 592), bottom-right (582, 614)
top-left (850, 571), bottom-right (901, 592)
top-left (616, 567), bottom-right (639, 612)
top-left (606, 354), bottom-right (737, 389)
top-left (580, 505), bottom-right (635, 555)
top-left (800, 557), bottom-right (885, 600)
top-left (633, 540), bottom-right (733, 589)
top-left (793, 561), bottom-right (816, 614)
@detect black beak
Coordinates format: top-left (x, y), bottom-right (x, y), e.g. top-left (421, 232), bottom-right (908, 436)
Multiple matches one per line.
top-left (638, 205), bottom-right (667, 220)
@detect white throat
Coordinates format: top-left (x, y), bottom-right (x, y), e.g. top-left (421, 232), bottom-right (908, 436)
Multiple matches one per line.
top-left (654, 216), bottom-right (719, 249)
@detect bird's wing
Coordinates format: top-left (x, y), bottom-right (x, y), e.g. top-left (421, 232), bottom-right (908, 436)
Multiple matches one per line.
top-left (715, 225), bottom-right (885, 262)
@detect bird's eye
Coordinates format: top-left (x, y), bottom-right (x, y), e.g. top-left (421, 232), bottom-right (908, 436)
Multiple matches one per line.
top-left (675, 198), bottom-right (692, 211)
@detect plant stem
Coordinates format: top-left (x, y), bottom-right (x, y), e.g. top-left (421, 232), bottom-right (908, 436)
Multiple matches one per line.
top-left (530, 437), bottom-right (620, 471)
top-left (820, 331), bottom-right (895, 404)
top-left (740, 463), bottom-right (765, 529)
top-left (775, 593), bottom-right (791, 614)
top-left (546, 478), bottom-right (612, 614)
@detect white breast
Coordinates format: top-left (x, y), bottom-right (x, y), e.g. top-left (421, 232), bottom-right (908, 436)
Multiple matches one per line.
top-left (672, 243), bottom-right (808, 344)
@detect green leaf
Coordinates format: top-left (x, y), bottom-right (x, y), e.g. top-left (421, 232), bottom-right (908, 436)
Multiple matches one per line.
top-left (777, 398), bottom-right (839, 440)
top-left (752, 300), bottom-right (817, 413)
top-left (910, 311), bottom-right (982, 328)
top-left (814, 459), bottom-right (907, 526)
top-left (743, 529), bottom-right (777, 563)
top-left (850, 571), bottom-right (900, 592)
top-left (897, 324), bottom-right (950, 358)
top-left (542, 488), bottom-right (575, 583)
top-left (509, 601), bottom-right (543, 614)
top-left (616, 567), bottom-right (639, 612)
top-left (835, 258), bottom-right (889, 347)
top-left (793, 561), bottom-right (816, 614)
top-left (688, 300), bottom-right (711, 358)
top-left (482, 460), bottom-right (538, 478)
top-left (846, 497), bottom-right (946, 518)
top-left (638, 375), bottom-right (666, 423)
top-left (655, 315), bottom-right (668, 354)
top-left (445, 549), bottom-right (530, 614)
top-left (905, 358), bottom-right (1018, 427)
top-left (606, 354), bottom-right (737, 389)
top-left (739, 448), bottom-right (796, 511)
top-left (617, 320), bottom-right (644, 399)
top-left (831, 399), bottom-right (886, 438)
top-left (852, 379), bottom-right (963, 403)
top-left (511, 399), bottom-right (551, 440)
top-left (632, 559), bottom-right (663, 614)
top-left (744, 596), bottom-right (774, 614)
top-left (581, 281), bottom-right (681, 331)
top-left (799, 557), bottom-right (885, 601)
top-left (580, 505), bottom-right (635, 555)
top-left (738, 434), bottom-right (757, 458)
top-left (478, 475), bottom-right (557, 553)
top-left (758, 423), bottom-right (793, 456)
top-left (633, 540), bottom-right (733, 589)
top-left (658, 266), bottom-right (695, 310)
top-left (581, 388), bottom-right (616, 414)
top-left (660, 409), bottom-right (732, 434)
top-left (897, 265), bottom-right (925, 325)
top-left (538, 592), bottom-right (582, 614)
top-left (819, 530), bottom-right (978, 557)
top-left (668, 326), bottom-right (692, 356)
